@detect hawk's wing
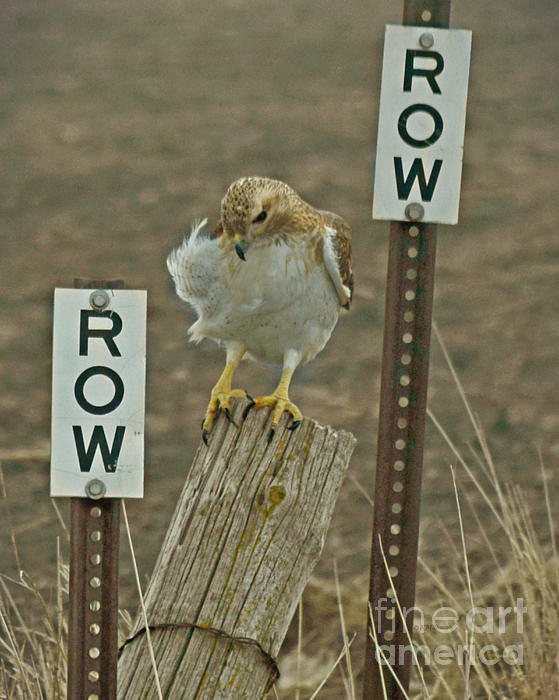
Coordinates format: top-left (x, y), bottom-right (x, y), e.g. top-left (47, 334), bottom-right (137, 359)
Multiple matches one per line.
top-left (320, 210), bottom-right (354, 310)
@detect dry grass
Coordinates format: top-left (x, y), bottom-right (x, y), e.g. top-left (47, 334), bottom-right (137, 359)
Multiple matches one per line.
top-left (408, 326), bottom-right (559, 699)
top-left (277, 327), bottom-right (559, 699)
top-left (0, 537), bottom-right (67, 700)
top-left (408, 447), bottom-right (559, 699)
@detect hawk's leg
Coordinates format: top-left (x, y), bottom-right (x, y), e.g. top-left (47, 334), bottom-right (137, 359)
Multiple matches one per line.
top-left (202, 343), bottom-right (246, 443)
top-left (250, 349), bottom-right (303, 441)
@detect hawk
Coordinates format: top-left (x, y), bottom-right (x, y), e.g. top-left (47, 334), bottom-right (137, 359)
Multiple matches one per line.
top-left (167, 176), bottom-right (353, 442)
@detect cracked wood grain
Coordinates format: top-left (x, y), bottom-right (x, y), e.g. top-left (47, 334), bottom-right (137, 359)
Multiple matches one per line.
top-left (117, 398), bottom-right (355, 699)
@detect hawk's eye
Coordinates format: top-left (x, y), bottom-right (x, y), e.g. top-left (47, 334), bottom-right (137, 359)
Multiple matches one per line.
top-left (252, 210), bottom-right (267, 223)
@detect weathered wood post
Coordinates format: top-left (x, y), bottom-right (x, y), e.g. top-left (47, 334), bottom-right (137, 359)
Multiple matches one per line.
top-left (118, 398), bottom-right (355, 698)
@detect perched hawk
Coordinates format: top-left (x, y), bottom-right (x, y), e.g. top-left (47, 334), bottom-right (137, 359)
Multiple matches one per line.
top-left (167, 176), bottom-right (353, 442)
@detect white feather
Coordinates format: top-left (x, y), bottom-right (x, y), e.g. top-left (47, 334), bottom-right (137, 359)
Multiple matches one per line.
top-left (167, 224), bottom-right (342, 365)
top-left (166, 218), bottom-right (222, 342)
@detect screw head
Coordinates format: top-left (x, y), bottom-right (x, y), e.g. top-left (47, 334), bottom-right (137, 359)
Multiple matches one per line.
top-left (85, 479), bottom-right (106, 500)
top-left (419, 32), bottom-right (434, 49)
top-left (405, 203), bottom-right (425, 222)
top-left (89, 289), bottom-right (110, 311)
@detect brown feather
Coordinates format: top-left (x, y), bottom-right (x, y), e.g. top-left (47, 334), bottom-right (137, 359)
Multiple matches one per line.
top-left (212, 220), bottom-right (225, 239)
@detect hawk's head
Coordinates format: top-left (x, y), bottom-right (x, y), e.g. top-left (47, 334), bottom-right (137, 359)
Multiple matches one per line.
top-left (220, 177), bottom-right (316, 260)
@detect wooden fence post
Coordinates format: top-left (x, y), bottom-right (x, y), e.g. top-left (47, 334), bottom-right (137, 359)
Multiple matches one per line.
top-left (117, 398), bottom-right (355, 699)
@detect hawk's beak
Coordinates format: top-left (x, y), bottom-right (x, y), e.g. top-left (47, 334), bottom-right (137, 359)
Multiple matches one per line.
top-left (234, 234), bottom-right (248, 261)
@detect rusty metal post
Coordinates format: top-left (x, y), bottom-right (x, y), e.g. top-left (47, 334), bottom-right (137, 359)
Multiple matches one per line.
top-left (363, 2), bottom-right (450, 697)
top-left (67, 278), bottom-right (124, 700)
top-left (68, 499), bottom-right (120, 698)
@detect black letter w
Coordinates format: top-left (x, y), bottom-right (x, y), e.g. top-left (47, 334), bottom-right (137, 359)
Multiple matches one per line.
top-left (394, 157), bottom-right (443, 202)
top-left (72, 425), bottom-right (126, 472)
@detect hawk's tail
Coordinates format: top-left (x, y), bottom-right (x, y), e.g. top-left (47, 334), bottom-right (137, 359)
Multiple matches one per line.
top-left (167, 218), bottom-right (224, 344)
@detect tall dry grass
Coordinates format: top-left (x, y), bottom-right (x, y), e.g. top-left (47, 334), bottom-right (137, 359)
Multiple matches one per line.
top-left (278, 325), bottom-right (559, 698)
top-left (0, 536), bottom-right (67, 700)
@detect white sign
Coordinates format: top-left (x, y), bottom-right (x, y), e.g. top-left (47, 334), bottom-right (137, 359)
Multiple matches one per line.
top-left (51, 288), bottom-right (147, 498)
top-left (373, 25), bottom-right (472, 225)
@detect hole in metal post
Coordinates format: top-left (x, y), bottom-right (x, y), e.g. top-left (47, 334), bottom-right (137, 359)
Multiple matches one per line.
top-left (89, 623), bottom-right (101, 636)
top-left (88, 670), bottom-right (99, 682)
top-left (392, 503), bottom-right (402, 514)
top-left (390, 524), bottom-right (401, 535)
top-left (90, 507), bottom-right (102, 518)
top-left (395, 439), bottom-right (406, 451)
top-left (393, 460), bottom-right (405, 471)
top-left (397, 417), bottom-right (408, 429)
top-left (389, 545), bottom-right (400, 556)
top-left (402, 333), bottom-right (413, 344)
top-left (90, 600), bottom-right (101, 612)
top-left (401, 353), bottom-right (411, 365)
top-left (389, 566), bottom-right (399, 577)
top-left (393, 482), bottom-right (403, 493)
top-left (400, 375), bottom-right (410, 386)
top-left (384, 630), bottom-right (394, 640)
top-left (404, 311), bottom-right (414, 323)
top-left (398, 396), bottom-right (409, 408)
top-left (88, 647), bottom-right (100, 659)
top-left (90, 554), bottom-right (101, 566)
top-left (405, 290), bottom-right (415, 301)
top-left (90, 530), bottom-right (102, 542)
top-left (421, 9), bottom-right (432, 22)
top-left (89, 577), bottom-right (101, 589)
top-left (408, 247), bottom-right (418, 258)
top-left (409, 225), bottom-right (419, 237)
top-left (406, 269), bottom-right (417, 280)
top-left (386, 609), bottom-right (395, 620)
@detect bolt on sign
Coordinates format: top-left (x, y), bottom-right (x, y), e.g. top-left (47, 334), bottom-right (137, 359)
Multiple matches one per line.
top-left (373, 25), bottom-right (472, 225)
top-left (51, 288), bottom-right (147, 498)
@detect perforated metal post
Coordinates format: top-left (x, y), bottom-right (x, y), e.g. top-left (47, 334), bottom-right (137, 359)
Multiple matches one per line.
top-left (68, 499), bottom-right (120, 699)
top-left (363, 2), bottom-right (450, 697)
top-left (68, 278), bottom-right (124, 700)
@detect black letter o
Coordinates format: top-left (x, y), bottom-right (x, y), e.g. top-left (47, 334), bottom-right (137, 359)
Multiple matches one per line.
top-left (74, 366), bottom-right (124, 415)
top-left (398, 103), bottom-right (443, 148)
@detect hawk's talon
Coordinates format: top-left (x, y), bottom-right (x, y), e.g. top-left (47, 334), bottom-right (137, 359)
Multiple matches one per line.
top-left (223, 407), bottom-right (238, 427)
top-left (243, 397), bottom-right (256, 420)
top-left (267, 428), bottom-right (275, 444)
top-left (202, 429), bottom-right (209, 446)
top-left (250, 392), bottom-right (303, 435)
top-left (201, 387), bottom-right (246, 440)
top-left (288, 419), bottom-right (302, 432)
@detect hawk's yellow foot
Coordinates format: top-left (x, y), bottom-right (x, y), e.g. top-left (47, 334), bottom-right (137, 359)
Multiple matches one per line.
top-left (249, 366), bottom-right (303, 442)
top-left (202, 355), bottom-right (246, 444)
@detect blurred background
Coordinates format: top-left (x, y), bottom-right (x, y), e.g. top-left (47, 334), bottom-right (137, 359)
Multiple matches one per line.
top-left (1, 0), bottom-right (558, 691)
